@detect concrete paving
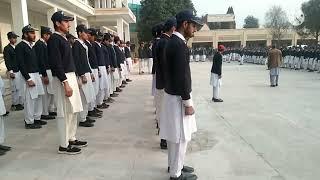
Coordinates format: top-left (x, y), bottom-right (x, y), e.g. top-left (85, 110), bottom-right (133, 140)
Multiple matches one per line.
top-left (0, 62), bottom-right (319, 180)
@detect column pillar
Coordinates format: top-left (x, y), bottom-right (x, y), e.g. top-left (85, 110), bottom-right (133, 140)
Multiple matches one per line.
top-left (69, 15), bottom-right (77, 37)
top-left (95, 0), bottom-right (101, 8)
top-left (101, 0), bottom-right (106, 8)
top-left (117, 18), bottom-right (124, 40)
top-left (116, 0), bottom-right (122, 8)
top-left (47, 7), bottom-right (58, 31)
top-left (107, 0), bottom-right (112, 8)
top-left (11, 0), bottom-right (29, 37)
top-left (124, 24), bottom-right (130, 42)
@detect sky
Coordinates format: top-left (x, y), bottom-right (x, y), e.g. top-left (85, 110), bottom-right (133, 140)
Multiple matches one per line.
top-left (130, 0), bottom-right (308, 28)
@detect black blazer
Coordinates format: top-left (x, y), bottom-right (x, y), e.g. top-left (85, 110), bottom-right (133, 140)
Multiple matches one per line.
top-left (124, 47), bottom-right (131, 58)
top-left (47, 33), bottom-right (76, 82)
top-left (155, 34), bottom-right (170, 90)
top-left (211, 52), bottom-right (222, 76)
top-left (106, 45), bottom-right (117, 68)
top-left (3, 44), bottom-right (19, 72)
top-left (15, 41), bottom-right (45, 80)
top-left (101, 44), bottom-right (111, 67)
top-left (85, 41), bottom-right (99, 69)
top-left (34, 40), bottom-right (50, 78)
top-left (114, 45), bottom-right (125, 68)
top-left (164, 34), bottom-right (191, 101)
top-left (72, 40), bottom-right (92, 76)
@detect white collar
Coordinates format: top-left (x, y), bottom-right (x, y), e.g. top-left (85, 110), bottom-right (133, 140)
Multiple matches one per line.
top-left (40, 38), bottom-right (47, 45)
top-left (173, 32), bottom-right (186, 44)
top-left (22, 39), bottom-right (33, 48)
top-left (9, 43), bottom-right (15, 49)
top-left (54, 31), bottom-right (67, 40)
top-left (95, 41), bottom-right (101, 47)
top-left (163, 33), bottom-right (170, 38)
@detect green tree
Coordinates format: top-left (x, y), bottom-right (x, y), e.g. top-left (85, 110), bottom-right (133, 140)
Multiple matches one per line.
top-left (243, 15), bottom-right (259, 28)
top-left (296, 0), bottom-right (320, 44)
top-left (264, 6), bottom-right (291, 48)
top-left (137, 0), bottom-right (195, 42)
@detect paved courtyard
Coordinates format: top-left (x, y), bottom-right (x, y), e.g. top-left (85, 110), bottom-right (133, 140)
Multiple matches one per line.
top-left (0, 62), bottom-right (319, 180)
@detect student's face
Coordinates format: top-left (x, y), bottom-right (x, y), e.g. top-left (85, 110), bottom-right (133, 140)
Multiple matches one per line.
top-left (25, 31), bottom-right (36, 42)
top-left (79, 31), bottom-right (88, 41)
top-left (9, 38), bottom-right (17, 44)
top-left (56, 20), bottom-right (70, 33)
top-left (183, 21), bottom-right (197, 38)
top-left (43, 33), bottom-right (51, 42)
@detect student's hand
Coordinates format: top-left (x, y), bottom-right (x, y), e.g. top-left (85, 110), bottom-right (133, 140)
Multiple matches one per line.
top-left (42, 76), bottom-right (49, 85)
top-left (111, 68), bottom-right (115, 72)
top-left (91, 73), bottom-right (95, 82)
top-left (81, 75), bottom-right (87, 84)
top-left (185, 106), bottom-right (195, 116)
top-left (119, 68), bottom-right (122, 71)
top-left (9, 73), bottom-right (15, 79)
top-left (98, 71), bottom-right (102, 78)
top-left (27, 80), bottom-right (36, 87)
top-left (63, 82), bottom-right (73, 97)
top-left (219, 75), bottom-right (222, 79)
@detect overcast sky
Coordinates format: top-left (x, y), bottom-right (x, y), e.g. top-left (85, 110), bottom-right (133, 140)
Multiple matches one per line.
top-left (131, 0), bottom-right (308, 28)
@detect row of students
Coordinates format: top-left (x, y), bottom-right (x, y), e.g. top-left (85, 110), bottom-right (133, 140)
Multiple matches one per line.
top-left (1, 10), bottom-right (133, 155)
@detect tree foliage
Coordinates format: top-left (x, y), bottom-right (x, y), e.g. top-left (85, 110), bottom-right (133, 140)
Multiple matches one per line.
top-left (137, 0), bottom-right (195, 42)
top-left (243, 15), bottom-right (259, 28)
top-left (264, 6), bottom-right (291, 47)
top-left (295, 0), bottom-right (320, 43)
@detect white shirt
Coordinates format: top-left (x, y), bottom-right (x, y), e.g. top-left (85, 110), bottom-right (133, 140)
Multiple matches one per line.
top-left (54, 31), bottom-right (67, 41)
top-left (173, 31), bottom-right (186, 44)
top-left (40, 38), bottom-right (47, 46)
top-left (21, 39), bottom-right (34, 48)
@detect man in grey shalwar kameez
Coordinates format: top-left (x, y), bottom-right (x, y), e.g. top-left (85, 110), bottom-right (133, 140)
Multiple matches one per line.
top-left (268, 45), bottom-right (282, 87)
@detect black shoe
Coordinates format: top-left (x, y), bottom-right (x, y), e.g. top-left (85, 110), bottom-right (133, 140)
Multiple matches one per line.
top-left (122, 80), bottom-right (128, 85)
top-left (87, 111), bottom-right (102, 118)
top-left (126, 79), bottom-right (132, 82)
top-left (11, 105), bottom-right (23, 111)
top-left (116, 88), bottom-right (122, 92)
top-left (110, 93), bottom-right (119, 97)
top-left (170, 173), bottom-right (197, 180)
top-left (97, 103), bottom-right (109, 109)
top-left (0, 145), bottom-right (11, 152)
top-left (41, 115), bottom-right (55, 120)
top-left (58, 145), bottom-right (81, 155)
top-left (0, 149), bottom-right (6, 156)
top-left (160, 139), bottom-right (167, 150)
top-left (120, 85), bottom-right (126, 88)
top-left (107, 98), bottom-right (115, 103)
top-left (79, 120), bottom-right (94, 127)
top-left (94, 108), bottom-right (103, 114)
top-left (69, 140), bottom-right (88, 148)
top-left (86, 117), bottom-right (96, 123)
top-left (3, 111), bottom-right (9, 117)
top-left (212, 98), bottom-right (223, 102)
top-left (49, 112), bottom-right (57, 116)
top-left (276, 84), bottom-right (278, 86)
top-left (271, 85), bottom-right (276, 87)
top-left (168, 166), bottom-right (195, 174)
top-left (35, 120), bottom-right (47, 125)
top-left (25, 122), bottom-right (42, 129)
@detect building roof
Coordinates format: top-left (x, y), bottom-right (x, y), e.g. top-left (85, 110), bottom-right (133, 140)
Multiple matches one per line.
top-left (206, 14), bottom-right (235, 23)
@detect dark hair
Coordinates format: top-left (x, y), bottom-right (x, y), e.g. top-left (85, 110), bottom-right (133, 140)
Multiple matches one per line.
top-left (272, 45), bottom-right (276, 48)
top-left (176, 20), bottom-right (185, 29)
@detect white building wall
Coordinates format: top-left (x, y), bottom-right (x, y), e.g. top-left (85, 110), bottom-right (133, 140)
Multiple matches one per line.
top-left (0, 2), bottom-right (12, 52)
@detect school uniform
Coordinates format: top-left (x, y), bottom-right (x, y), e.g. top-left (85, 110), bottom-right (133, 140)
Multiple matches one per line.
top-left (73, 39), bottom-right (95, 124)
top-left (3, 44), bottom-right (25, 108)
top-left (125, 46), bottom-right (133, 78)
top-left (16, 40), bottom-right (45, 126)
top-left (93, 41), bottom-right (108, 105)
top-left (85, 40), bottom-right (99, 111)
top-left (0, 76), bottom-right (7, 148)
top-left (160, 32), bottom-right (197, 179)
top-left (210, 52), bottom-right (223, 100)
top-left (47, 32), bottom-right (83, 149)
top-left (34, 38), bottom-right (56, 117)
top-left (114, 44), bottom-right (125, 87)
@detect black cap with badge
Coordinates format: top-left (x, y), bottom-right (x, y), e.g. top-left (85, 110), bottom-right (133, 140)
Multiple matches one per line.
top-left (22, 24), bottom-right (39, 34)
top-left (76, 24), bottom-right (90, 34)
top-left (176, 10), bottom-right (203, 27)
top-left (41, 26), bottom-right (52, 35)
top-left (51, 11), bottom-right (74, 23)
top-left (88, 28), bottom-right (97, 36)
top-left (7, 31), bottom-right (19, 39)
